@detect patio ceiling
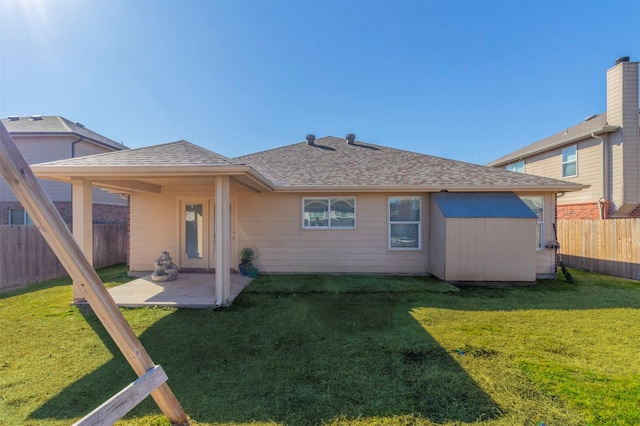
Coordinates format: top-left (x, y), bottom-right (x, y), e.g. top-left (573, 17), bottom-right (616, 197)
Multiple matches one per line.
top-left (31, 165), bottom-right (274, 194)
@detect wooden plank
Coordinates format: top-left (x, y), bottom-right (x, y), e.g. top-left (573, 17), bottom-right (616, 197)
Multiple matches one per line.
top-left (0, 123), bottom-right (189, 425)
top-left (73, 365), bottom-right (168, 426)
top-left (559, 218), bottom-right (640, 281)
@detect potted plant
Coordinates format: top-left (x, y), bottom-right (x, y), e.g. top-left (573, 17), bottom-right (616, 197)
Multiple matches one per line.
top-left (239, 247), bottom-right (255, 276)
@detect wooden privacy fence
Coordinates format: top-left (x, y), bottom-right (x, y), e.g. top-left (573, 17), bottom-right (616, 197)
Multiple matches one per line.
top-left (0, 223), bottom-right (127, 290)
top-left (557, 219), bottom-right (640, 280)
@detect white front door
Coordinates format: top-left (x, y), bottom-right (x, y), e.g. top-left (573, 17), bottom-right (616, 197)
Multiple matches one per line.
top-left (180, 199), bottom-right (213, 268)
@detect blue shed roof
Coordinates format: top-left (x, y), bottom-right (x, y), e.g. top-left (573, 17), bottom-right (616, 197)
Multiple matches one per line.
top-left (432, 192), bottom-right (537, 219)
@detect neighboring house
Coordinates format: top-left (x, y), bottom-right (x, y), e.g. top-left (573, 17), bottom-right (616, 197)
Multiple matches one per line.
top-left (488, 57), bottom-right (640, 219)
top-left (1, 115), bottom-right (129, 225)
top-left (31, 135), bottom-right (584, 305)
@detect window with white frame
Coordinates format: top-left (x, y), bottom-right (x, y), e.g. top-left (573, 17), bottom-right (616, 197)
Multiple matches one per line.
top-left (520, 196), bottom-right (543, 249)
top-left (389, 196), bottom-right (421, 249)
top-left (506, 160), bottom-right (525, 173)
top-left (8, 208), bottom-right (34, 225)
top-left (303, 197), bottom-right (355, 228)
top-left (561, 145), bottom-right (577, 178)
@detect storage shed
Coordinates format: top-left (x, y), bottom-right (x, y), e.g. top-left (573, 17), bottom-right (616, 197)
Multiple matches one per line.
top-left (429, 192), bottom-right (537, 283)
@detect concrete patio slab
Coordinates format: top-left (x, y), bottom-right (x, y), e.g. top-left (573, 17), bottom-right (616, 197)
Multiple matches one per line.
top-left (107, 273), bottom-right (252, 309)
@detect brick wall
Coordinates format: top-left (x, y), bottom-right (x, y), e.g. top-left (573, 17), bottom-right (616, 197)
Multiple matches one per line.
top-left (557, 201), bottom-right (610, 220)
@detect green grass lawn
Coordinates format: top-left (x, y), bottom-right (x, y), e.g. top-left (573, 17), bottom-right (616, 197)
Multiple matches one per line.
top-left (1, 266), bottom-right (639, 426)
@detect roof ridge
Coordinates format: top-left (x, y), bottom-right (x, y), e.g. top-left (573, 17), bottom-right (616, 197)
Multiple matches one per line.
top-left (56, 116), bottom-right (74, 132)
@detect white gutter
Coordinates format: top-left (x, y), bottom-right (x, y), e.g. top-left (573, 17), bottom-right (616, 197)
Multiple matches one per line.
top-left (489, 125), bottom-right (619, 167)
top-left (269, 184), bottom-right (589, 193)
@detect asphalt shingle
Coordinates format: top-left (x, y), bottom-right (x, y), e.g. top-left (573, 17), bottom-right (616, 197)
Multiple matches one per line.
top-left (34, 140), bottom-right (237, 167)
top-left (487, 113), bottom-right (614, 167)
top-left (234, 136), bottom-right (585, 189)
top-left (2, 115), bottom-right (126, 150)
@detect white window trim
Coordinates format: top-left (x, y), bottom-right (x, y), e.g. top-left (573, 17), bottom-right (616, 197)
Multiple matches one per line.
top-left (8, 208), bottom-right (34, 225)
top-left (302, 197), bottom-right (356, 229)
top-left (520, 195), bottom-right (544, 250)
top-left (561, 145), bottom-right (577, 178)
top-left (506, 160), bottom-right (525, 173)
top-left (388, 196), bottom-right (422, 250)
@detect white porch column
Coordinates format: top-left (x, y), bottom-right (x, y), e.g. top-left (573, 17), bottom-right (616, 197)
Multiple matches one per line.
top-left (215, 176), bottom-right (231, 306)
top-left (71, 178), bottom-right (93, 303)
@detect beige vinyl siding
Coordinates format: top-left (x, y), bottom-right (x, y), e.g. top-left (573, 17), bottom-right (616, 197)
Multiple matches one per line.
top-left (129, 192), bottom-right (179, 272)
top-left (428, 201), bottom-right (446, 279)
top-left (73, 139), bottom-right (121, 157)
top-left (623, 135), bottom-right (640, 204)
top-left (430, 192), bottom-right (555, 280)
top-left (1, 135), bottom-right (127, 205)
top-left (236, 192), bottom-right (429, 274)
top-left (609, 131), bottom-right (625, 209)
top-left (4, 136), bottom-right (72, 202)
top-left (129, 183), bottom-right (231, 271)
top-left (607, 63), bottom-right (623, 126)
top-left (444, 218), bottom-right (535, 281)
top-left (516, 192), bottom-right (557, 278)
top-left (608, 61), bottom-right (640, 205)
top-left (524, 137), bottom-right (603, 205)
top-left (74, 140), bottom-right (129, 205)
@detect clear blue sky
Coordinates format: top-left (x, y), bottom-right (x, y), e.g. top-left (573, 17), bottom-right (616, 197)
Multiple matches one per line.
top-left (1, 0), bottom-right (639, 165)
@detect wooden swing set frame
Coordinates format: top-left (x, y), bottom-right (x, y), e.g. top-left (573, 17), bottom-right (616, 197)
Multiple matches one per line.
top-left (0, 122), bottom-right (190, 425)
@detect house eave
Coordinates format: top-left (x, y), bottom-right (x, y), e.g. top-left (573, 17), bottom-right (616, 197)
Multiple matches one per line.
top-left (9, 131), bottom-right (127, 151)
top-left (487, 125), bottom-right (620, 167)
top-left (31, 165), bottom-right (275, 193)
top-left (269, 184), bottom-right (588, 193)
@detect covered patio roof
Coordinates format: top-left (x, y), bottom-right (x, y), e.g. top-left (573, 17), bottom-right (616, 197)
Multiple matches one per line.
top-left (30, 140), bottom-right (274, 194)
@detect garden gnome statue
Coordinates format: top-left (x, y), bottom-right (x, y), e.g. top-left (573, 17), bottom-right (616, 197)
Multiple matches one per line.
top-left (151, 251), bottom-right (179, 282)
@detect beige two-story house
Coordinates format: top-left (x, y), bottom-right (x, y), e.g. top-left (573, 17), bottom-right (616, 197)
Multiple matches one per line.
top-left (488, 57), bottom-right (640, 219)
top-left (1, 115), bottom-right (129, 225)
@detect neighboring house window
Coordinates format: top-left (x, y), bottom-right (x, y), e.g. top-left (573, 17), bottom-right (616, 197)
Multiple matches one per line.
top-left (389, 196), bottom-right (421, 249)
top-left (520, 196), bottom-right (543, 249)
top-left (561, 145), bottom-right (577, 177)
top-left (8, 208), bottom-right (34, 225)
top-left (506, 160), bottom-right (525, 173)
top-left (303, 198), bottom-right (355, 228)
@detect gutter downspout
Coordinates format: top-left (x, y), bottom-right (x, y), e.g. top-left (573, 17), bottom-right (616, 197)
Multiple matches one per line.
top-left (71, 136), bottom-right (84, 159)
top-left (591, 132), bottom-right (607, 219)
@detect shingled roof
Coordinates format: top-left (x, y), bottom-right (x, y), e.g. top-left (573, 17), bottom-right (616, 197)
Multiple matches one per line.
top-left (35, 140), bottom-right (237, 168)
top-left (234, 136), bottom-right (586, 191)
top-left (32, 136), bottom-right (587, 193)
top-left (487, 113), bottom-right (619, 167)
top-left (2, 115), bottom-right (126, 150)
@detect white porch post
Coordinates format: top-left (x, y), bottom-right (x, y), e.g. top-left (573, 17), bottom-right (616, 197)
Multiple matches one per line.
top-left (71, 178), bottom-right (93, 303)
top-left (215, 176), bottom-right (231, 306)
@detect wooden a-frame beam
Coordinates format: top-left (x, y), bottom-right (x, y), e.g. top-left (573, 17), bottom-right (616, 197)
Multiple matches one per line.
top-left (0, 123), bottom-right (190, 425)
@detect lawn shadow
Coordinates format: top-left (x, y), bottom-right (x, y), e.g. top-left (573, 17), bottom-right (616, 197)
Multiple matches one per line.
top-left (0, 275), bottom-right (71, 297)
top-left (30, 292), bottom-right (501, 425)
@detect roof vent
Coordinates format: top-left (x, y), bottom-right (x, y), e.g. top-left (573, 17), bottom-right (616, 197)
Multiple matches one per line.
top-left (30, 115), bottom-right (42, 121)
top-left (74, 121), bottom-right (85, 128)
top-left (346, 133), bottom-right (356, 145)
top-left (8, 115), bottom-right (20, 121)
top-left (306, 134), bottom-right (315, 145)
top-left (584, 113), bottom-right (598, 121)
top-left (615, 56), bottom-right (630, 65)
